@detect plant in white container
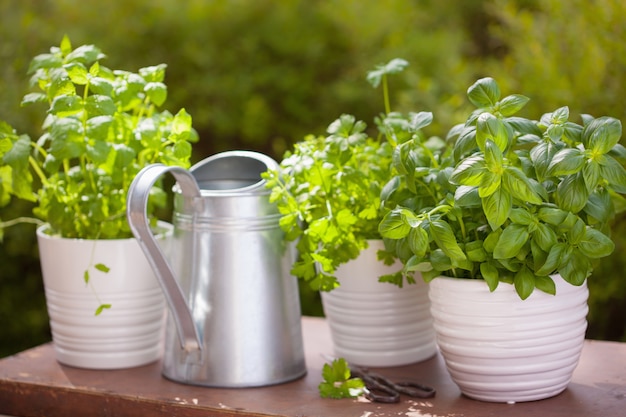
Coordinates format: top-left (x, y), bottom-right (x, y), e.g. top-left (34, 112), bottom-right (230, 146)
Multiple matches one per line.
top-left (379, 77), bottom-right (626, 402)
top-left (0, 36), bottom-right (197, 369)
top-left (264, 59), bottom-right (436, 367)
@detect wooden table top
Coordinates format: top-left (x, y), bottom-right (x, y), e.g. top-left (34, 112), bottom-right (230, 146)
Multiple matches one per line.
top-left (1, 316), bottom-right (625, 417)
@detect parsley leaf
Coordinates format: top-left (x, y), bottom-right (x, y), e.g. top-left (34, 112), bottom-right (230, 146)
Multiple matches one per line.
top-left (318, 358), bottom-right (365, 399)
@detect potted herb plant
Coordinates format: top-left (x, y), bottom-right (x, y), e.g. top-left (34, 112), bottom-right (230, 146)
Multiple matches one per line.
top-left (263, 59), bottom-right (436, 367)
top-left (378, 77), bottom-right (626, 402)
top-left (0, 36), bottom-right (196, 369)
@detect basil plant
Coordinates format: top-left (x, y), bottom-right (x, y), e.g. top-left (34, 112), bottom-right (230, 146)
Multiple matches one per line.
top-left (379, 77), bottom-right (626, 299)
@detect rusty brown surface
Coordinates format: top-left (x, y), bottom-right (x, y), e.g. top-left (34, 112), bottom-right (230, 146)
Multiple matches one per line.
top-left (1, 316), bottom-right (625, 417)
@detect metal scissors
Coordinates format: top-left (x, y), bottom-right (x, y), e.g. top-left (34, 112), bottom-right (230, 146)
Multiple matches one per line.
top-left (349, 364), bottom-right (436, 403)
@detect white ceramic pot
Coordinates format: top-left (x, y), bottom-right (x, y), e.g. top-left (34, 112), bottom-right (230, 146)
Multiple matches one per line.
top-left (321, 240), bottom-right (437, 367)
top-left (428, 274), bottom-right (588, 403)
top-left (36, 222), bottom-right (172, 369)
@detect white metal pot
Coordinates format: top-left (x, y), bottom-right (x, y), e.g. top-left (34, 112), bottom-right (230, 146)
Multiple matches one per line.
top-left (36, 222), bottom-right (172, 369)
top-left (428, 274), bottom-right (588, 403)
top-left (321, 240), bottom-right (437, 367)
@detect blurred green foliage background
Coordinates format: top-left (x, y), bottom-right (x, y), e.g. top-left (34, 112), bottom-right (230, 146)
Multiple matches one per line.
top-left (1, 0), bottom-right (625, 357)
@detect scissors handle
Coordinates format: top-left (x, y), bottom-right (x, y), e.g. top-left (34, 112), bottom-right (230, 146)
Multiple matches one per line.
top-left (354, 369), bottom-right (437, 401)
top-left (351, 370), bottom-right (400, 403)
top-left (392, 381), bottom-right (436, 398)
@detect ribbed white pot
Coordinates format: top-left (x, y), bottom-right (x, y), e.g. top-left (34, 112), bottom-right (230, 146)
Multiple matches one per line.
top-left (428, 274), bottom-right (588, 403)
top-left (321, 240), bottom-right (437, 367)
top-left (36, 222), bottom-right (172, 369)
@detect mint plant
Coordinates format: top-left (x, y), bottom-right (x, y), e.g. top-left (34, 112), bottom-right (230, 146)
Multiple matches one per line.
top-left (0, 36), bottom-right (197, 315)
top-left (0, 35), bottom-right (197, 240)
top-left (379, 77), bottom-right (626, 299)
top-left (262, 59), bottom-right (408, 291)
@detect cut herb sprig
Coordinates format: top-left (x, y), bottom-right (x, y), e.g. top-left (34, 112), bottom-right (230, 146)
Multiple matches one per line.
top-left (318, 358), bottom-right (365, 399)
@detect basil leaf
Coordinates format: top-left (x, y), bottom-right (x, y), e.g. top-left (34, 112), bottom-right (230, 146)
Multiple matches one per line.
top-left (529, 141), bottom-right (557, 182)
top-left (555, 173), bottom-right (589, 213)
top-left (429, 219), bottom-right (466, 262)
top-left (467, 77), bottom-right (501, 108)
top-left (538, 207), bottom-right (569, 226)
top-left (599, 155), bottom-right (626, 193)
top-left (514, 266), bottom-right (535, 300)
top-left (498, 94), bottom-right (530, 116)
top-left (466, 240), bottom-right (487, 262)
top-left (534, 275), bottom-right (556, 296)
top-left (509, 207), bottom-right (534, 225)
top-left (478, 171), bottom-right (501, 198)
top-left (482, 187), bottom-right (511, 230)
top-left (408, 226), bottom-right (429, 258)
top-left (484, 139), bottom-right (503, 172)
top-left (582, 116), bottom-right (622, 153)
top-left (378, 210), bottom-right (410, 239)
top-left (429, 248), bottom-right (453, 271)
top-left (549, 106), bottom-right (570, 124)
top-left (559, 248), bottom-right (591, 286)
top-left (454, 185), bottom-right (481, 207)
top-left (583, 189), bottom-right (612, 224)
top-left (578, 228), bottom-right (615, 258)
top-left (453, 126), bottom-right (477, 159)
top-left (409, 112), bottom-right (434, 131)
top-left (568, 218), bottom-right (586, 245)
top-left (480, 261), bottom-right (499, 291)
top-left (548, 148), bottom-right (586, 176)
top-left (493, 223), bottom-right (530, 259)
top-left (503, 166), bottom-right (543, 204)
top-left (476, 112), bottom-right (508, 152)
top-left (532, 223), bottom-right (558, 252)
top-left (483, 229), bottom-right (502, 253)
top-left (366, 58), bottom-right (409, 88)
top-left (582, 160), bottom-right (601, 191)
top-left (450, 155), bottom-right (487, 186)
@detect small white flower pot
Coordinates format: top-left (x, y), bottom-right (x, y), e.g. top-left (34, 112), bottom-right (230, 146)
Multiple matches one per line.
top-left (36, 222), bottom-right (173, 369)
top-left (428, 274), bottom-right (588, 403)
top-left (321, 240), bottom-right (437, 367)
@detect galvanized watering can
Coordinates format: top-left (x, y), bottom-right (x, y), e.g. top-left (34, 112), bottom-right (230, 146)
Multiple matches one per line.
top-left (126, 151), bottom-right (306, 387)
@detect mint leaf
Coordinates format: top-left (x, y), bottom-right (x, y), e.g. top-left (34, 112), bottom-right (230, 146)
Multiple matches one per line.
top-left (95, 304), bottom-right (112, 316)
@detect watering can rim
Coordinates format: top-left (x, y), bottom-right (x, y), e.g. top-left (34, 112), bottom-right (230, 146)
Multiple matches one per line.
top-left (180, 150), bottom-right (278, 195)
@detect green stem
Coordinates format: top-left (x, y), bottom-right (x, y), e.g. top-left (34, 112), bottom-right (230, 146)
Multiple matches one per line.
top-left (84, 237), bottom-right (112, 316)
top-left (135, 95), bottom-right (152, 124)
top-left (421, 143), bottom-right (439, 168)
top-left (82, 80), bottom-right (98, 193)
top-left (427, 204), bottom-right (451, 217)
top-left (382, 75), bottom-right (391, 115)
top-left (315, 164), bottom-right (334, 220)
top-left (0, 217), bottom-right (44, 229)
top-left (325, 199), bottom-right (334, 220)
top-left (457, 215), bottom-right (467, 241)
top-left (28, 156), bottom-right (48, 186)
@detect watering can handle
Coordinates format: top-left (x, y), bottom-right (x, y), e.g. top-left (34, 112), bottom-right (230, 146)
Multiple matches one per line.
top-left (127, 164), bottom-right (203, 354)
